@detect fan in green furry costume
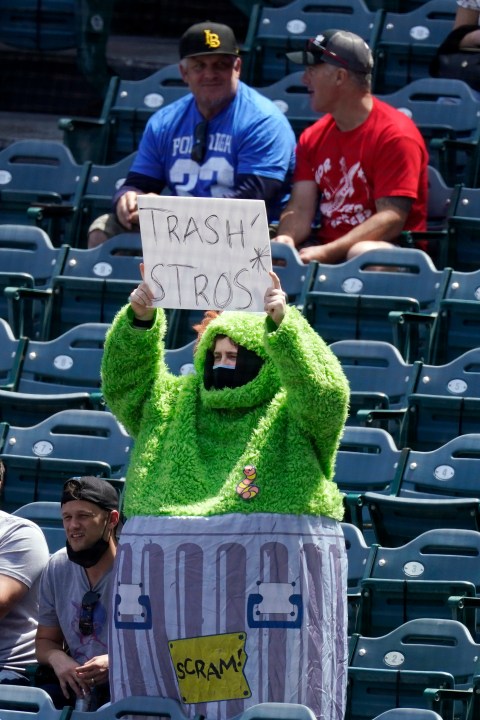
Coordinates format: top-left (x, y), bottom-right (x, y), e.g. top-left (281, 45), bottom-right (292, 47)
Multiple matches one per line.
top-left (101, 271), bottom-right (349, 521)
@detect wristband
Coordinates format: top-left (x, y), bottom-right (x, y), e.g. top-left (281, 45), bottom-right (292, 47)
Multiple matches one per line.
top-left (132, 316), bottom-right (154, 329)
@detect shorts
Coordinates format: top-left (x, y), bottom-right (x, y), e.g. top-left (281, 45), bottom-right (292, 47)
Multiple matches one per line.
top-left (88, 213), bottom-right (139, 240)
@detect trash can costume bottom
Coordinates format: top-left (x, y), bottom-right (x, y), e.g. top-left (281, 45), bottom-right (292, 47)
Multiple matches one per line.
top-left (101, 304), bottom-right (351, 720)
top-left (110, 513), bottom-right (347, 720)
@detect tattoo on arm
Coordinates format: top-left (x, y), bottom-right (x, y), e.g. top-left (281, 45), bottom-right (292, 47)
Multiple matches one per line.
top-left (376, 196), bottom-right (413, 215)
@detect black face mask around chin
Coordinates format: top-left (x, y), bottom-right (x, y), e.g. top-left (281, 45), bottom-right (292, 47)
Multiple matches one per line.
top-left (211, 365), bottom-right (236, 390)
top-left (66, 535), bottom-right (110, 568)
top-left (204, 346), bottom-right (264, 390)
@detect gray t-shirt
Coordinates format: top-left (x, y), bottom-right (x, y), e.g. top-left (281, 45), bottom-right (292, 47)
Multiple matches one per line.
top-left (38, 549), bottom-right (113, 664)
top-left (0, 511), bottom-right (50, 671)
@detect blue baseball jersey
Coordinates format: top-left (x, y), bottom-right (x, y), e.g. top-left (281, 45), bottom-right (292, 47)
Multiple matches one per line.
top-left (129, 81), bottom-right (295, 214)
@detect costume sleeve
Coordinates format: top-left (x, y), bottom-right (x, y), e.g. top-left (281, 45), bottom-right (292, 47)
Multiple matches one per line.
top-left (263, 307), bottom-right (350, 477)
top-left (101, 305), bottom-right (170, 438)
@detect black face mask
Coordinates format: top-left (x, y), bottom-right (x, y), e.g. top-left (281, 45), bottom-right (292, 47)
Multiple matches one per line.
top-left (204, 346), bottom-right (264, 390)
top-left (66, 535), bottom-right (110, 568)
top-left (66, 517), bottom-right (111, 568)
top-left (211, 364), bottom-right (236, 390)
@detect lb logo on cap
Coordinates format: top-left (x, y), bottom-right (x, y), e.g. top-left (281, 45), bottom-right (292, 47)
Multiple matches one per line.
top-left (204, 29), bottom-right (221, 49)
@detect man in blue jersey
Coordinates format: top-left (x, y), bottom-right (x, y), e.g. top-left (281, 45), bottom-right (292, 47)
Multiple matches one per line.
top-left (88, 21), bottom-right (296, 248)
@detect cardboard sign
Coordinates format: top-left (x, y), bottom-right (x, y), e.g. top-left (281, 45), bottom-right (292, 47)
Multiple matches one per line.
top-left (138, 195), bottom-right (272, 311)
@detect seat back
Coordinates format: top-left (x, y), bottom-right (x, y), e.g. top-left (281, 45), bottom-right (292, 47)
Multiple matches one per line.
top-left (431, 268), bottom-right (480, 363)
top-left (0, 224), bottom-right (68, 333)
top-left (373, 0), bottom-right (458, 93)
top-left (301, 249), bottom-right (448, 359)
top-left (12, 501), bottom-right (64, 554)
top-left (17, 322), bottom-right (108, 394)
top-left (270, 242), bottom-right (308, 304)
top-left (0, 685), bottom-right (70, 719)
top-left (0, 318), bottom-right (25, 390)
top-left (164, 340), bottom-right (196, 376)
top-left (0, 139), bottom-right (88, 244)
top-left (0, 322), bottom-right (108, 427)
top-left (70, 695), bottom-right (191, 719)
top-left (256, 71), bottom-right (318, 138)
top-left (244, 0), bottom-right (379, 85)
top-left (0, 409), bottom-right (131, 509)
top-left (360, 492), bottom-right (480, 547)
top-left (347, 618), bottom-right (479, 720)
top-left (400, 348), bottom-right (480, 450)
top-left (358, 528), bottom-right (480, 637)
top-left (370, 710), bottom-right (444, 720)
top-left (107, 64), bottom-right (188, 161)
top-left (45, 234), bottom-right (142, 338)
top-left (74, 153), bottom-right (136, 247)
top-left (446, 187), bottom-right (480, 273)
top-left (398, 433), bottom-right (480, 501)
top-left (330, 341), bottom-right (420, 431)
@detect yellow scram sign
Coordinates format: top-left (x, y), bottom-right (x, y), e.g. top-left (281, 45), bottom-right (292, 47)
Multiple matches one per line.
top-left (169, 631), bottom-right (251, 703)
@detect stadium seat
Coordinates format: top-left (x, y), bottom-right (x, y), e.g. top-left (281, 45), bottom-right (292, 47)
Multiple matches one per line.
top-left (370, 710), bottom-right (444, 720)
top-left (164, 340), bottom-right (196, 376)
top-left (342, 521), bottom-right (371, 634)
top-left (12, 501), bottom-right (64, 554)
top-left (358, 493), bottom-right (480, 548)
top-left (372, 0), bottom-right (457, 94)
top-left (69, 695), bottom-right (191, 719)
top-left (243, 0), bottom-right (381, 86)
top-left (0, 409), bottom-right (130, 511)
top-left (0, 322), bottom-right (108, 426)
top-left (60, 64), bottom-right (188, 164)
top-left (0, 318), bottom-right (25, 391)
top-left (357, 527), bottom-right (480, 639)
top-left (360, 348), bottom-right (480, 451)
top-left (378, 78), bottom-right (480, 187)
top-left (0, 0), bottom-right (114, 94)
top-left (439, 187), bottom-right (480, 274)
top-left (429, 268), bottom-right (480, 364)
top-left (270, 242), bottom-right (308, 304)
top-left (0, 139), bottom-right (90, 247)
top-left (347, 618), bottom-right (479, 720)
top-left (0, 224), bottom-right (69, 337)
top-left (0, 684), bottom-right (70, 719)
top-left (256, 71), bottom-right (318, 138)
top-left (330, 340), bottom-right (421, 437)
top-left (238, 704), bottom-right (317, 720)
top-left (300, 248), bottom-right (450, 362)
top-left (39, 233), bottom-right (142, 339)
top-left (73, 152), bottom-right (136, 248)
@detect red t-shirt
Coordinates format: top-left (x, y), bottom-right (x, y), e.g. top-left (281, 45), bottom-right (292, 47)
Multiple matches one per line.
top-left (294, 97), bottom-right (428, 243)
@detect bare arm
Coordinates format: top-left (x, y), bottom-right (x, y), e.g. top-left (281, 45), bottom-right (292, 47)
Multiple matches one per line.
top-left (0, 574), bottom-right (29, 620)
top-left (454, 7), bottom-right (480, 28)
top-left (298, 196), bottom-right (412, 264)
top-left (273, 180), bottom-right (319, 247)
top-left (36, 625), bottom-right (91, 699)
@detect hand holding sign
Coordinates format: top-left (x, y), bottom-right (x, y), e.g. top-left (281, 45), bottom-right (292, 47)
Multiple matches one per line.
top-left (129, 263), bottom-right (155, 322)
top-left (264, 271), bottom-right (286, 326)
top-left (138, 195), bottom-right (272, 312)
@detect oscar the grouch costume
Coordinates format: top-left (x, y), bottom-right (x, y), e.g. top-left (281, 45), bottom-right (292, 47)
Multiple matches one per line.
top-left (102, 302), bottom-right (349, 720)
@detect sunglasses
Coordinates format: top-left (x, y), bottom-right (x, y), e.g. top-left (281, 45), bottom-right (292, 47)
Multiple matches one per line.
top-left (191, 120), bottom-right (208, 164)
top-left (79, 590), bottom-right (100, 636)
top-left (305, 38), bottom-right (349, 69)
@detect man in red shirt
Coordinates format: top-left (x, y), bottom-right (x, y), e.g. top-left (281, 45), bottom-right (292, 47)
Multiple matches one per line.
top-left (273, 29), bottom-right (428, 264)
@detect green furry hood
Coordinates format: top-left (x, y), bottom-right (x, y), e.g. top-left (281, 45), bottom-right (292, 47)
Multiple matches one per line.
top-left (194, 311), bottom-right (282, 410)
